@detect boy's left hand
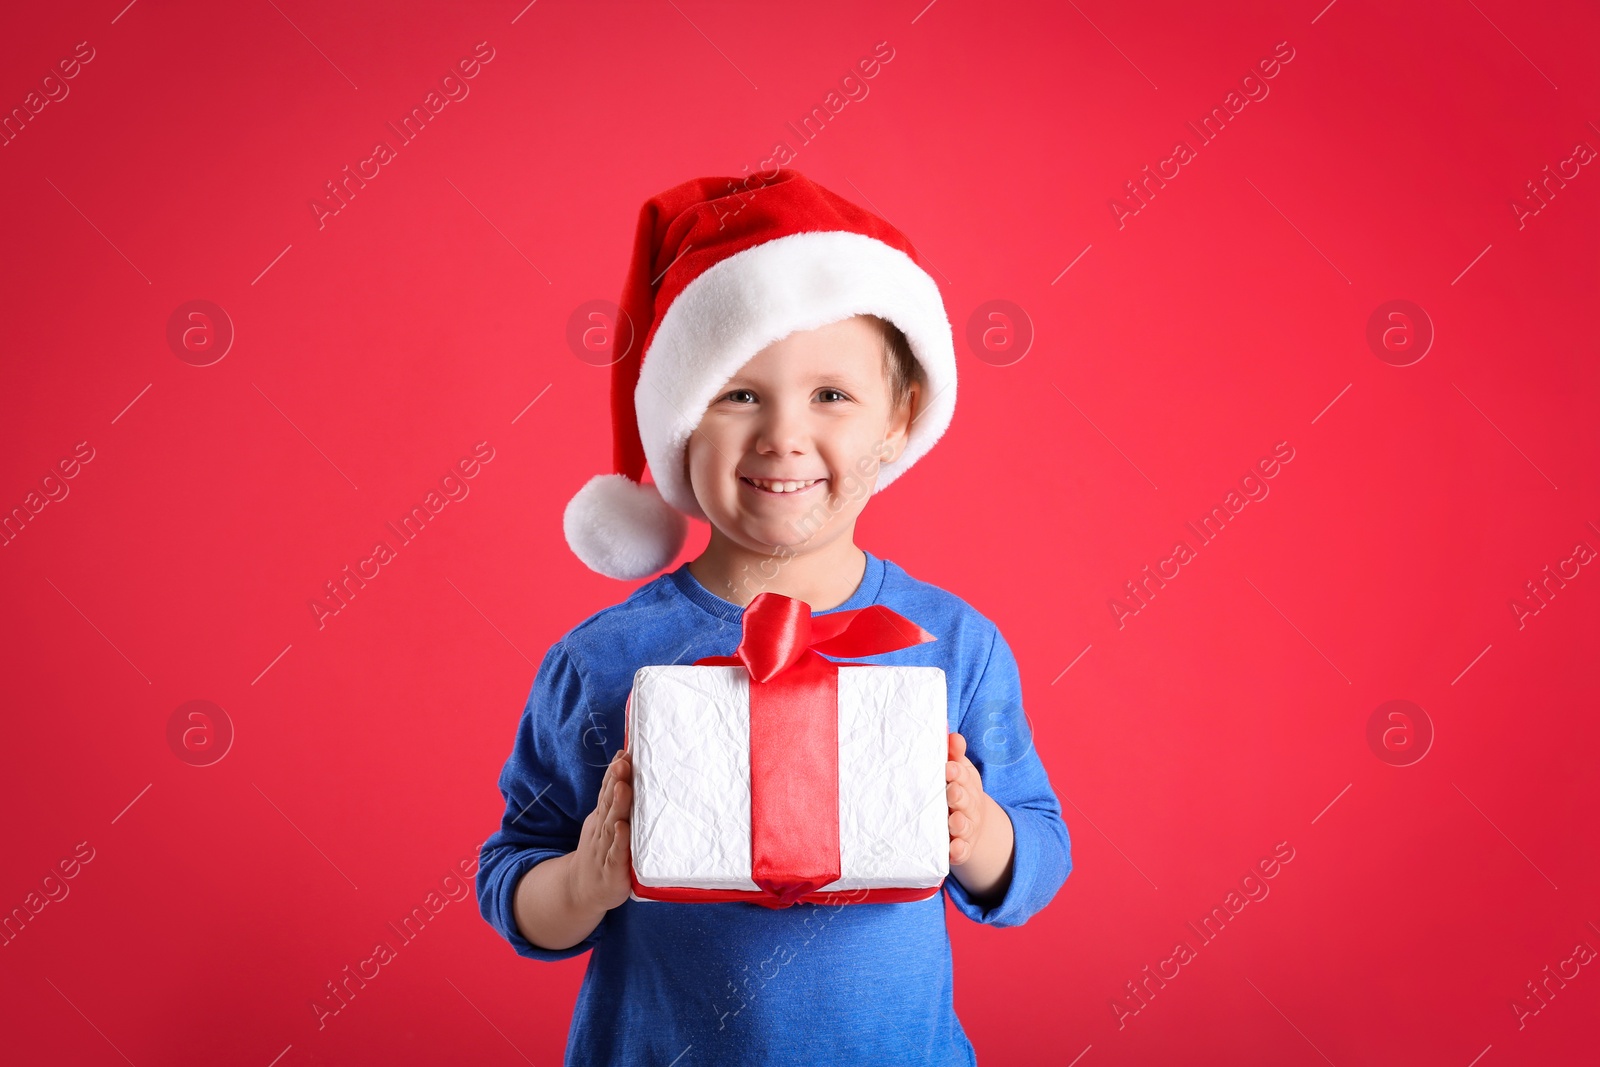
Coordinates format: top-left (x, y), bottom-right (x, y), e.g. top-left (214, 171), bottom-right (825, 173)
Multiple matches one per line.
top-left (946, 731), bottom-right (989, 866)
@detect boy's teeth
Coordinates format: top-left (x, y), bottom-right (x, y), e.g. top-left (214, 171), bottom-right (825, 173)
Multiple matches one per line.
top-left (745, 477), bottom-right (820, 493)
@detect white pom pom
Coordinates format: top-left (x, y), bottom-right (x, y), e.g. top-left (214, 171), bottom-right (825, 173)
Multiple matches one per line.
top-left (563, 473), bottom-right (689, 581)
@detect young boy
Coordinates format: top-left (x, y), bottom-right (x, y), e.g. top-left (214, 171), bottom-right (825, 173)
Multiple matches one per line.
top-left (476, 169), bottom-right (1072, 1065)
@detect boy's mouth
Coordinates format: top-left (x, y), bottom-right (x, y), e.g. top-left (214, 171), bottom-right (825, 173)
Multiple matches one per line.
top-left (739, 475), bottom-right (826, 496)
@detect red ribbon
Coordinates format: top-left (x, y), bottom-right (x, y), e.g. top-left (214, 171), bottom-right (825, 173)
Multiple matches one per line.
top-left (692, 592), bottom-right (936, 907)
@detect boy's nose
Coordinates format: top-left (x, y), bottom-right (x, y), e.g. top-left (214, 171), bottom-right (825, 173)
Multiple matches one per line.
top-left (753, 410), bottom-right (811, 456)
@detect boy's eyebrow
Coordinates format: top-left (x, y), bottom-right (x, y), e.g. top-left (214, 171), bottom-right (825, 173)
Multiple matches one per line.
top-left (722, 372), bottom-right (862, 389)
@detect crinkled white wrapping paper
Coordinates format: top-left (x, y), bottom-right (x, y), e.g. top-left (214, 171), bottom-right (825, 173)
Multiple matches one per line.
top-left (629, 664), bottom-right (950, 893)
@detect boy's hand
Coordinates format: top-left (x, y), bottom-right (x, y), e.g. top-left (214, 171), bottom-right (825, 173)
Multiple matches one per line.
top-left (945, 731), bottom-right (1017, 904)
top-left (568, 748), bottom-right (634, 914)
top-left (946, 732), bottom-right (989, 866)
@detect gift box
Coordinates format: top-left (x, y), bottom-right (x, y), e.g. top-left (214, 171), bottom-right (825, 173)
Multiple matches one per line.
top-left (625, 592), bottom-right (950, 908)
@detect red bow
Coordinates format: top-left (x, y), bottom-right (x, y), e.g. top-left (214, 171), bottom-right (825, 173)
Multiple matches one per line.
top-left (695, 592), bottom-right (936, 907)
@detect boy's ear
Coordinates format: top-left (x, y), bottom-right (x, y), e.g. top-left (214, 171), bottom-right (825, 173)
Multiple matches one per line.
top-left (883, 381), bottom-right (921, 463)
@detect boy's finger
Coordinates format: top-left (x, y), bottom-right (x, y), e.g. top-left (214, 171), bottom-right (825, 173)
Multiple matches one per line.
top-left (948, 758), bottom-right (974, 789)
top-left (603, 750), bottom-right (632, 800)
top-left (609, 819), bottom-right (631, 867)
top-left (602, 753), bottom-right (632, 818)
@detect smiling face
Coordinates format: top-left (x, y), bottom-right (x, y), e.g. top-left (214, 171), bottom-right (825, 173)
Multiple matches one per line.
top-left (684, 314), bottom-right (919, 556)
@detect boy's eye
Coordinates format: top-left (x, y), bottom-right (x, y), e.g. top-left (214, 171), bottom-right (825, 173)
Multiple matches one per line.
top-left (719, 388), bottom-right (852, 403)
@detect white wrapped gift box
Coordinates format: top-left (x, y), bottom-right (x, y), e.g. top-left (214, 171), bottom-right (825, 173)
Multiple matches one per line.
top-left (626, 663), bottom-right (950, 898)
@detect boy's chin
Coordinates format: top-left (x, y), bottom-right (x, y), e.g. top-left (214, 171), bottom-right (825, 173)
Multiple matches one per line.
top-left (716, 520), bottom-right (828, 554)
top-left (730, 527), bottom-right (813, 552)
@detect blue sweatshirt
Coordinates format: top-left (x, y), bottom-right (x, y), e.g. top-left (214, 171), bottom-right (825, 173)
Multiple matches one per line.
top-left (476, 550), bottom-right (1072, 1066)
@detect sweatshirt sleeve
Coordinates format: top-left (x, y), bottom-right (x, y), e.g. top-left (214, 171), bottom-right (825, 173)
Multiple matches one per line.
top-left (476, 640), bottom-right (612, 961)
top-left (943, 622), bottom-right (1073, 927)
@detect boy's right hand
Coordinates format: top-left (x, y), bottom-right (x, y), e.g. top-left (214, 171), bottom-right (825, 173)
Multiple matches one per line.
top-left (568, 748), bottom-right (634, 914)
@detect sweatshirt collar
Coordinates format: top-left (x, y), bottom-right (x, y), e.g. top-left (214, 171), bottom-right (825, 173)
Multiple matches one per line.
top-left (667, 550), bottom-right (886, 624)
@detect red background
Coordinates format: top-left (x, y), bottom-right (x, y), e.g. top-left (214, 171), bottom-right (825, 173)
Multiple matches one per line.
top-left (2, 1), bottom-right (1597, 1064)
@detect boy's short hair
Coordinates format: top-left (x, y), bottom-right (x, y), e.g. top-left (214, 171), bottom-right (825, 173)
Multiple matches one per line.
top-left (865, 314), bottom-right (925, 416)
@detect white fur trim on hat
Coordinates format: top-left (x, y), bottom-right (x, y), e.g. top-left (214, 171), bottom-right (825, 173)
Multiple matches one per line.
top-left (634, 230), bottom-right (957, 521)
top-left (563, 473), bottom-right (689, 581)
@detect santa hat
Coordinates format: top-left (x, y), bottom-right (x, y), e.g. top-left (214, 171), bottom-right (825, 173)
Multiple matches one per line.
top-left (563, 168), bottom-right (957, 580)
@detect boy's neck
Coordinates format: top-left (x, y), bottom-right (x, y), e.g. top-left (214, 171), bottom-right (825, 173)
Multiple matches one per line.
top-left (687, 532), bottom-right (868, 612)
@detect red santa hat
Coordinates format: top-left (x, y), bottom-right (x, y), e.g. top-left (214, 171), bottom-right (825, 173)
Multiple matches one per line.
top-left (563, 168), bottom-right (957, 580)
